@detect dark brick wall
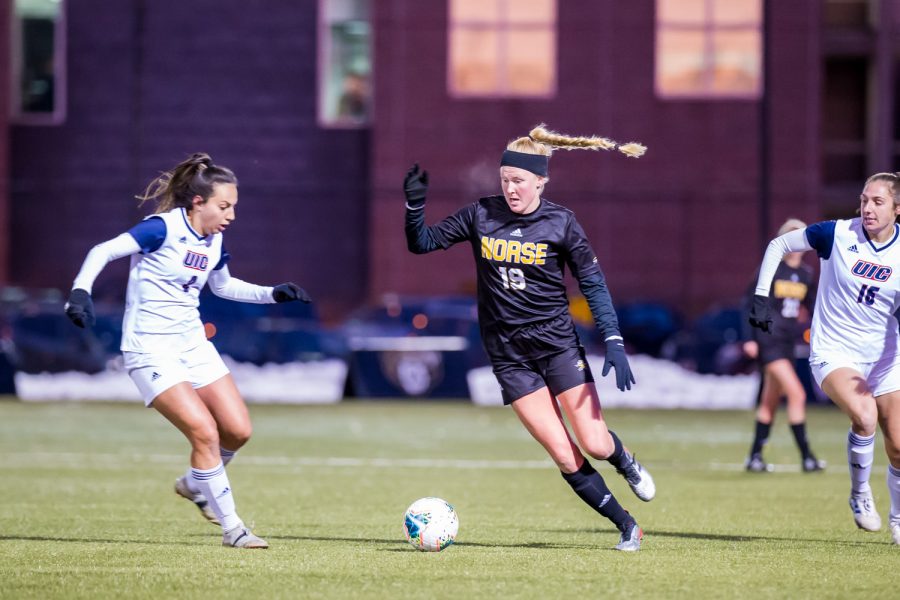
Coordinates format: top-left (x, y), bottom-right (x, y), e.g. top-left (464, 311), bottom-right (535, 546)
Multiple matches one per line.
top-left (9, 0), bottom-right (369, 320)
top-left (369, 0), bottom-right (822, 316)
top-left (7, 1), bottom-right (825, 320)
top-left (0, 0), bottom-right (9, 283)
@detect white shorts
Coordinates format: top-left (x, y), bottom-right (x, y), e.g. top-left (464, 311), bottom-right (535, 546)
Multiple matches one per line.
top-left (810, 352), bottom-right (900, 398)
top-left (124, 341), bottom-right (230, 406)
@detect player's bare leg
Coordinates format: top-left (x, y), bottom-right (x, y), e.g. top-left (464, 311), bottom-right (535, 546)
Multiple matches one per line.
top-left (512, 387), bottom-right (641, 550)
top-left (557, 383), bottom-right (655, 501)
top-left (822, 368), bottom-right (881, 531)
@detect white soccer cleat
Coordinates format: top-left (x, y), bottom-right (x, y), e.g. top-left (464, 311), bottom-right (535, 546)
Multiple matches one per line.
top-left (849, 490), bottom-right (882, 532)
top-left (616, 453), bottom-right (656, 502)
top-left (223, 525), bottom-right (269, 549)
top-left (174, 476), bottom-right (220, 525)
top-left (891, 522), bottom-right (900, 546)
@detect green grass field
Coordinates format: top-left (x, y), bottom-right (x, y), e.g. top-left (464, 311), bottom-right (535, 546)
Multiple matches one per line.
top-left (0, 399), bottom-right (896, 599)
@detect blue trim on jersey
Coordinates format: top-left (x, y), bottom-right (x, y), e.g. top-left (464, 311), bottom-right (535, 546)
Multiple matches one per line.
top-left (863, 222), bottom-right (900, 253)
top-left (127, 216), bottom-right (167, 254)
top-left (804, 220), bottom-right (836, 260)
top-left (214, 246), bottom-right (231, 270)
top-left (180, 208), bottom-right (206, 240)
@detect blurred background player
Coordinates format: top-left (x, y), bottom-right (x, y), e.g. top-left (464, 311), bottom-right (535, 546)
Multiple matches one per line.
top-left (404, 125), bottom-right (654, 551)
top-left (749, 172), bottom-right (900, 544)
top-left (63, 153), bottom-right (311, 549)
top-left (742, 218), bottom-right (825, 473)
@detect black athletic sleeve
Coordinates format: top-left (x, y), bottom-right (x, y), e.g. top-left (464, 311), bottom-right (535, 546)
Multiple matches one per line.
top-left (740, 273), bottom-right (758, 341)
top-left (406, 203), bottom-right (476, 254)
top-left (578, 271), bottom-right (621, 340)
top-left (562, 215), bottom-right (602, 280)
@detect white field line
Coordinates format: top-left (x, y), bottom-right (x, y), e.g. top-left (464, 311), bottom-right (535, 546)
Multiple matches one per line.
top-left (0, 452), bottom-right (815, 472)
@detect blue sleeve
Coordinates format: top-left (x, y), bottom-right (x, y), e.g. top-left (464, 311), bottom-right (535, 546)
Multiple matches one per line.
top-left (214, 245), bottom-right (231, 271)
top-left (804, 220), bottom-right (836, 260)
top-left (127, 216), bottom-right (166, 254)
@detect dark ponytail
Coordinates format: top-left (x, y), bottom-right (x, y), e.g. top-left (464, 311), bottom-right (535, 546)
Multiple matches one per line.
top-left (137, 153), bottom-right (238, 213)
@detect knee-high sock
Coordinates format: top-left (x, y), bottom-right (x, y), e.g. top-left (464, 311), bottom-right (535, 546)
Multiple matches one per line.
top-left (191, 462), bottom-right (242, 531)
top-left (605, 430), bottom-right (627, 470)
top-left (848, 430), bottom-right (875, 494)
top-left (220, 447), bottom-right (237, 467)
top-left (790, 422), bottom-right (811, 459)
top-left (184, 447), bottom-right (238, 495)
top-left (750, 421), bottom-right (771, 456)
top-left (888, 465), bottom-right (900, 524)
top-left (561, 460), bottom-right (632, 532)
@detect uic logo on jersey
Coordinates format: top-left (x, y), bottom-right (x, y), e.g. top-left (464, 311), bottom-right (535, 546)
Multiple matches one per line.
top-left (183, 250), bottom-right (209, 271)
top-left (851, 260), bottom-right (892, 282)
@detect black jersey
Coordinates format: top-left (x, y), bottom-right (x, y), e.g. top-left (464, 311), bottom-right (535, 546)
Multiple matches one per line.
top-left (407, 195), bottom-right (607, 362)
top-left (749, 262), bottom-right (814, 343)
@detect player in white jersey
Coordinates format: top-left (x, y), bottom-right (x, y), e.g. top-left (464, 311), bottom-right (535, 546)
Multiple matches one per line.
top-left (749, 172), bottom-right (900, 544)
top-left (64, 153), bottom-right (311, 549)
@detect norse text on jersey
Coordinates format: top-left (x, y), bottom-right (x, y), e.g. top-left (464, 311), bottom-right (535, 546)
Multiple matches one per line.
top-left (481, 236), bottom-right (548, 265)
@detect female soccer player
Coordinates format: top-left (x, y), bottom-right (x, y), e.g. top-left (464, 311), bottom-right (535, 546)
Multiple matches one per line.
top-left (404, 125), bottom-right (655, 552)
top-left (64, 153), bottom-right (311, 549)
top-left (743, 218), bottom-right (825, 473)
top-left (749, 172), bottom-right (900, 544)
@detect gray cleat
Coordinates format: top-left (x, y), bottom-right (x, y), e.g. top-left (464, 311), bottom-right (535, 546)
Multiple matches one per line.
top-left (616, 453), bottom-right (656, 502)
top-left (174, 476), bottom-right (220, 525)
top-left (802, 456), bottom-right (826, 472)
top-left (745, 453), bottom-right (773, 473)
top-left (223, 525), bottom-right (269, 549)
top-left (615, 520), bottom-right (643, 552)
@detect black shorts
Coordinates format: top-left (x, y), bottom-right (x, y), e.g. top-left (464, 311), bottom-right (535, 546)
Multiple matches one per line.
top-left (756, 336), bottom-right (794, 366)
top-left (492, 346), bottom-right (595, 405)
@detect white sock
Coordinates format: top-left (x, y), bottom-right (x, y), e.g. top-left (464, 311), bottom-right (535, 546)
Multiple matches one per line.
top-left (887, 465), bottom-right (900, 524)
top-left (220, 447), bottom-right (237, 467)
top-left (191, 462), bottom-right (242, 532)
top-left (848, 430), bottom-right (875, 494)
top-left (184, 447), bottom-right (237, 494)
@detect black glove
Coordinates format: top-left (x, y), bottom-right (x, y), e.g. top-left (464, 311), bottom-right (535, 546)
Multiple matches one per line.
top-left (747, 294), bottom-right (772, 333)
top-left (403, 163), bottom-right (429, 207)
top-left (272, 282), bottom-right (311, 304)
top-left (602, 338), bottom-right (635, 392)
top-left (64, 288), bottom-right (95, 328)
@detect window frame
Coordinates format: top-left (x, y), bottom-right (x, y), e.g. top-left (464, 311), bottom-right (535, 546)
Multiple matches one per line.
top-left (447, 0), bottom-right (558, 99)
top-left (655, 0), bottom-right (763, 100)
top-left (316, 0), bottom-right (372, 129)
top-left (9, 0), bottom-right (67, 125)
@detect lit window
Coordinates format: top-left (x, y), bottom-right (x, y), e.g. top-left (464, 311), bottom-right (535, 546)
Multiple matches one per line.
top-left (318, 0), bottom-right (371, 127)
top-left (656, 0), bottom-right (762, 98)
top-left (448, 0), bottom-right (557, 98)
top-left (10, 0), bottom-right (66, 123)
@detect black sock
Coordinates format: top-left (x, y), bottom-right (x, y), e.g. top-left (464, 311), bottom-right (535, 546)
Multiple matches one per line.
top-left (606, 430), bottom-right (626, 470)
top-left (790, 422), bottom-right (812, 459)
top-left (750, 420), bottom-right (771, 456)
top-left (561, 460), bottom-right (632, 532)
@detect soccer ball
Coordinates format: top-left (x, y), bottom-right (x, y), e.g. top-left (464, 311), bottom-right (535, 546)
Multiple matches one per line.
top-left (403, 497), bottom-right (459, 552)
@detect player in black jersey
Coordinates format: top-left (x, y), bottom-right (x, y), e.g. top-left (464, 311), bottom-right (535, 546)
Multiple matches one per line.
top-left (404, 124), bottom-right (654, 551)
top-left (742, 219), bottom-right (825, 473)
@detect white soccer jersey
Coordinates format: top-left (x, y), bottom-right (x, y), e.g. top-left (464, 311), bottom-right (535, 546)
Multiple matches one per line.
top-left (759, 218), bottom-right (900, 363)
top-left (121, 208), bottom-right (228, 353)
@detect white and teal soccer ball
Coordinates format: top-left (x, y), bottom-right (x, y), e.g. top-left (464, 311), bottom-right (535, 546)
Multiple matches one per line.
top-left (403, 497), bottom-right (459, 552)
